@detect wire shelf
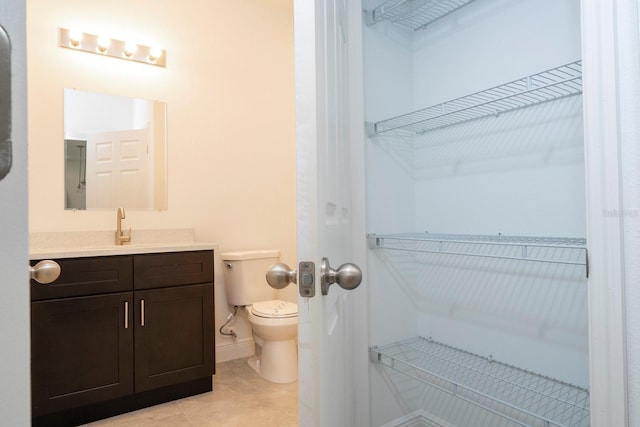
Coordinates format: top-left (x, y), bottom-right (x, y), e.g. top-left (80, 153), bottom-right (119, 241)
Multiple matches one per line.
top-left (365, 0), bottom-right (478, 31)
top-left (370, 337), bottom-right (590, 427)
top-left (366, 61), bottom-right (582, 137)
top-left (367, 232), bottom-right (588, 276)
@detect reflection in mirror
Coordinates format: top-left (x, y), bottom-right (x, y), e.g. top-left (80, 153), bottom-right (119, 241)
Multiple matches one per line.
top-left (64, 139), bottom-right (87, 209)
top-left (64, 88), bottom-right (167, 210)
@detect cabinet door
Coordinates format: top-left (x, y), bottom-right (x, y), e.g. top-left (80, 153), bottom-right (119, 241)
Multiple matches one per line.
top-left (134, 283), bottom-right (214, 392)
top-left (31, 292), bottom-right (134, 416)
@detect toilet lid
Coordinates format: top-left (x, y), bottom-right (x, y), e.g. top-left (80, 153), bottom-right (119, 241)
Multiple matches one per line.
top-left (251, 300), bottom-right (298, 318)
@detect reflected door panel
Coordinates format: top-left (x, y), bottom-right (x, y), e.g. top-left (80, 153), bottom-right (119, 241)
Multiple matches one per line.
top-left (86, 129), bottom-right (149, 209)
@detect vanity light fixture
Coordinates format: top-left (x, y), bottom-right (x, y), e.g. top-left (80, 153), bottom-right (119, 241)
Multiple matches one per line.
top-left (59, 28), bottom-right (166, 67)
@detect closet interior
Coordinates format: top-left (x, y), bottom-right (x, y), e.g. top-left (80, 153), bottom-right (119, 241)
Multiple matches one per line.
top-left (363, 0), bottom-right (589, 426)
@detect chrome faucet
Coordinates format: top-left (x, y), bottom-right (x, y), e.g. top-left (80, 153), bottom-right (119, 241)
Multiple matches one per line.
top-left (115, 207), bottom-right (131, 245)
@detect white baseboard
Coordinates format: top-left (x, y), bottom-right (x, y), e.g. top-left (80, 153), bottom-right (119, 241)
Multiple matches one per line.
top-left (215, 337), bottom-right (255, 363)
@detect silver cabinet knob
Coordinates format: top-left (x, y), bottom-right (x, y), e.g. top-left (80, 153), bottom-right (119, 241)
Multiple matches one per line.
top-left (30, 260), bottom-right (61, 285)
top-left (265, 263), bottom-right (297, 289)
top-left (320, 257), bottom-right (362, 295)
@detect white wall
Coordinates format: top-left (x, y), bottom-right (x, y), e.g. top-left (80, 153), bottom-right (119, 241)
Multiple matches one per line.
top-left (64, 90), bottom-right (151, 135)
top-left (411, 0), bottom-right (582, 108)
top-left (27, 0), bottom-right (296, 360)
top-left (411, 0), bottom-right (585, 237)
top-left (364, 12), bottom-right (422, 424)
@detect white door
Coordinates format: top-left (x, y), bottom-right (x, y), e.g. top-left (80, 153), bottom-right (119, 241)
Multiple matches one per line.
top-left (0, 0), bottom-right (30, 424)
top-left (294, 1), bottom-right (369, 426)
top-left (86, 128), bottom-right (150, 209)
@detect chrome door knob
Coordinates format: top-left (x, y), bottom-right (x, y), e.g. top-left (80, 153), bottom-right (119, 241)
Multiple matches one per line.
top-left (30, 260), bottom-right (61, 285)
top-left (265, 263), bottom-right (297, 289)
top-left (320, 257), bottom-right (362, 295)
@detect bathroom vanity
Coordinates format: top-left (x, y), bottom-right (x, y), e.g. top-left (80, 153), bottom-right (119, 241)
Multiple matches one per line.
top-left (29, 234), bottom-right (216, 426)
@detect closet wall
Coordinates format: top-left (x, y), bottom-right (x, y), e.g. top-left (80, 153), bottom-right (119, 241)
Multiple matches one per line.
top-left (364, 0), bottom-right (588, 426)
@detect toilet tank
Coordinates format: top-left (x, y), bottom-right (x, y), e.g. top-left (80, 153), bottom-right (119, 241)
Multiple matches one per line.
top-left (221, 250), bottom-right (280, 306)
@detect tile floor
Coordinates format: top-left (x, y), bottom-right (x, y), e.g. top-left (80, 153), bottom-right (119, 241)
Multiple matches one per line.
top-left (85, 358), bottom-right (298, 427)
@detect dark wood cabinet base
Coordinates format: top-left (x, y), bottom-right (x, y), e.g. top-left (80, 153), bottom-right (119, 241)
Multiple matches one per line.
top-left (32, 376), bottom-right (212, 427)
top-left (31, 251), bottom-right (216, 426)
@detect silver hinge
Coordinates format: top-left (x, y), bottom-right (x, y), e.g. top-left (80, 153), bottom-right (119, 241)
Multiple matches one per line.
top-left (0, 25), bottom-right (12, 181)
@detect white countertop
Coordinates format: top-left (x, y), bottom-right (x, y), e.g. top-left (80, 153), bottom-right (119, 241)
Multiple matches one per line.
top-left (30, 229), bottom-right (218, 260)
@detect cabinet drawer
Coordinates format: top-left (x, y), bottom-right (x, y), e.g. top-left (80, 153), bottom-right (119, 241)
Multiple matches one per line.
top-left (133, 250), bottom-right (214, 290)
top-left (31, 256), bottom-right (133, 301)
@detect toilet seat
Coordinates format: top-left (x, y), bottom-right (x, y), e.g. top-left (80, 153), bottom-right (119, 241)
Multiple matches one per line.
top-left (250, 300), bottom-right (298, 319)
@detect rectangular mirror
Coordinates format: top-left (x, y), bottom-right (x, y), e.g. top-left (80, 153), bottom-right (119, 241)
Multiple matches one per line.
top-left (64, 88), bottom-right (167, 210)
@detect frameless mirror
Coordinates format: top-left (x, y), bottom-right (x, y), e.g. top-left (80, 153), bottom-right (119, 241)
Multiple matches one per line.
top-left (64, 88), bottom-right (167, 210)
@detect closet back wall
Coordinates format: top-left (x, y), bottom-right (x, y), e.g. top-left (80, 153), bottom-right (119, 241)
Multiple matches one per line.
top-left (412, 0), bottom-right (584, 236)
top-left (27, 0), bottom-right (296, 357)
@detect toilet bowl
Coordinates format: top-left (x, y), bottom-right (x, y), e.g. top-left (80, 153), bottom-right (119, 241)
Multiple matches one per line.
top-left (246, 300), bottom-right (298, 383)
top-left (221, 250), bottom-right (298, 384)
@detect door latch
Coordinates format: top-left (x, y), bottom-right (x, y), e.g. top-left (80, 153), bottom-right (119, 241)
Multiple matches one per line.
top-left (265, 261), bottom-right (316, 298)
top-left (298, 261), bottom-right (315, 298)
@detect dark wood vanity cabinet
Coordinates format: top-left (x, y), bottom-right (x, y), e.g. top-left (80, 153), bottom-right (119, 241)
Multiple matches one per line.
top-left (30, 250), bottom-right (214, 427)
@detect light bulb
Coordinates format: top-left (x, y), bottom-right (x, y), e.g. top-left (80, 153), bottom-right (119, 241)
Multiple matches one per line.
top-left (123, 41), bottom-right (137, 58)
top-left (68, 29), bottom-right (83, 47)
top-left (96, 36), bottom-right (111, 53)
top-left (148, 46), bottom-right (163, 63)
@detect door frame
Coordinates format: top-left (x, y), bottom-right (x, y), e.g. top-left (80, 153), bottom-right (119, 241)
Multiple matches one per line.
top-left (581, 0), bottom-right (631, 425)
top-left (345, 1), bottom-right (370, 425)
top-left (0, 0), bottom-right (30, 424)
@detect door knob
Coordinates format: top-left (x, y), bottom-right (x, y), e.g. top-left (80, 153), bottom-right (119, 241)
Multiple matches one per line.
top-left (265, 263), bottom-right (297, 289)
top-left (320, 257), bottom-right (362, 295)
top-left (30, 260), bottom-right (61, 285)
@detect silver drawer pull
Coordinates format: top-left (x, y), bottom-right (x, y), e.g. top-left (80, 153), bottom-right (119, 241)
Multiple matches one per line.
top-left (124, 301), bottom-right (129, 329)
top-left (141, 299), bottom-right (145, 326)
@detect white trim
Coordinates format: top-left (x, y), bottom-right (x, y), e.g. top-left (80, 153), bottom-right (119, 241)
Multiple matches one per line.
top-left (214, 337), bottom-right (255, 363)
top-left (347, 1), bottom-right (370, 426)
top-left (294, 1), bottom-right (321, 426)
top-left (581, 0), bottom-right (629, 425)
top-left (347, 0), bottom-right (371, 427)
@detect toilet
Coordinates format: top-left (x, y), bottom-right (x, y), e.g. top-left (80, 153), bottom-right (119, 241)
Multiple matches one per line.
top-left (221, 250), bottom-right (298, 384)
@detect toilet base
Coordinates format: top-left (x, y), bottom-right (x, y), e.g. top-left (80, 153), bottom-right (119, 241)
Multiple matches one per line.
top-left (247, 338), bottom-right (297, 384)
